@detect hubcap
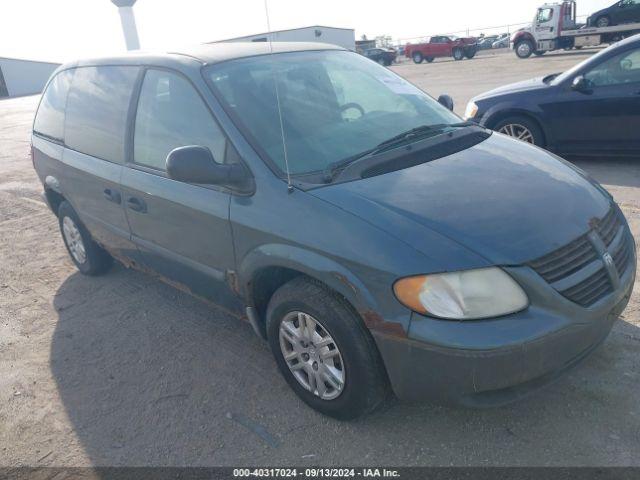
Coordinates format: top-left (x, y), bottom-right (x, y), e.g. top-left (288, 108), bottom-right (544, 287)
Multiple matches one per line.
top-left (498, 123), bottom-right (535, 144)
top-left (279, 311), bottom-right (345, 401)
top-left (517, 42), bottom-right (531, 57)
top-left (62, 216), bottom-right (87, 264)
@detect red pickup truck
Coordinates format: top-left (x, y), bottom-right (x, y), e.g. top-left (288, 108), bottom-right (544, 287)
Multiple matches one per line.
top-left (405, 35), bottom-right (478, 63)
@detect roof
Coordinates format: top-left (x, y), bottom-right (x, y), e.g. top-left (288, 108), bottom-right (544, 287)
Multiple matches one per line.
top-left (209, 25), bottom-right (355, 43)
top-left (58, 42), bottom-right (345, 70)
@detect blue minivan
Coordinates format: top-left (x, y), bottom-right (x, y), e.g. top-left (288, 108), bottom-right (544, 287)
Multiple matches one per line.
top-left (32, 42), bottom-right (636, 419)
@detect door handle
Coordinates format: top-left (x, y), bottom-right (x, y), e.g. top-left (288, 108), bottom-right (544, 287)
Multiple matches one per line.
top-left (103, 188), bottom-right (121, 204)
top-left (126, 196), bottom-right (147, 213)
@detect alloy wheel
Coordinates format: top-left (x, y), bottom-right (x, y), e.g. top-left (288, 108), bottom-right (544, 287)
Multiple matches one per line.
top-left (498, 123), bottom-right (535, 144)
top-left (62, 216), bottom-right (87, 264)
top-left (279, 311), bottom-right (345, 401)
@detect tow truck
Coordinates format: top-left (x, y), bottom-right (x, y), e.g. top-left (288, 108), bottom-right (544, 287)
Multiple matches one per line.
top-left (512, 0), bottom-right (640, 58)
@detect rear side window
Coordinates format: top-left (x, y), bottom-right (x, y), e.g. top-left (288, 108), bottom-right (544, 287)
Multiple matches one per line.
top-left (133, 69), bottom-right (226, 170)
top-left (33, 69), bottom-right (74, 141)
top-left (65, 66), bottom-right (139, 163)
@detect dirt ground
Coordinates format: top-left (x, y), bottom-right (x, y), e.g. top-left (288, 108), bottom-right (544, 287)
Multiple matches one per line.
top-left (0, 48), bottom-right (639, 467)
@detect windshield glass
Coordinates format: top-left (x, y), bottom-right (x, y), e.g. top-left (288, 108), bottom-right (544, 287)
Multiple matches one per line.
top-left (205, 50), bottom-right (460, 176)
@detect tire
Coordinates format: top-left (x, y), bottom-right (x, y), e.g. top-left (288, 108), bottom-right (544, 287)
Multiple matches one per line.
top-left (575, 46), bottom-right (583, 50)
top-left (412, 52), bottom-right (424, 64)
top-left (533, 50), bottom-right (546, 56)
top-left (492, 115), bottom-right (545, 147)
top-left (464, 47), bottom-right (477, 59)
top-left (377, 58), bottom-right (386, 66)
top-left (515, 40), bottom-right (534, 59)
top-left (453, 47), bottom-right (464, 61)
top-left (266, 277), bottom-right (388, 420)
top-left (596, 16), bottom-right (611, 28)
top-left (58, 201), bottom-right (112, 276)
top-left (425, 56), bottom-right (435, 63)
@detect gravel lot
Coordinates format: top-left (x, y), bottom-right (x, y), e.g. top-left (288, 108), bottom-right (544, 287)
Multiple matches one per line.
top-left (0, 48), bottom-right (639, 467)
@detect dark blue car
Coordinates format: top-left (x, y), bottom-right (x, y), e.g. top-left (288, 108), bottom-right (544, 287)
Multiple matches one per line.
top-left (465, 34), bottom-right (640, 157)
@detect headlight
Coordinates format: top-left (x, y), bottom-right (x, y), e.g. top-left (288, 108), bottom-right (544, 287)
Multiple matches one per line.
top-left (464, 101), bottom-right (478, 120)
top-left (393, 267), bottom-right (528, 320)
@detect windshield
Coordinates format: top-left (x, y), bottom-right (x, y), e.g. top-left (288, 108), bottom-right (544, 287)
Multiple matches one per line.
top-left (205, 50), bottom-right (460, 177)
top-left (552, 44), bottom-right (619, 85)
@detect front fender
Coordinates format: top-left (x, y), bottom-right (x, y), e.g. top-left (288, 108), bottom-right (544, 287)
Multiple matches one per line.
top-left (238, 243), bottom-right (379, 316)
top-left (480, 102), bottom-right (552, 145)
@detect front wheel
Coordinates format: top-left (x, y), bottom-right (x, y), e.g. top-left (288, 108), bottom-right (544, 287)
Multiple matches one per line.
top-left (425, 56), bottom-right (435, 63)
top-left (412, 52), bottom-right (424, 64)
top-left (267, 277), bottom-right (388, 420)
top-left (58, 201), bottom-right (112, 276)
top-left (493, 116), bottom-right (545, 147)
top-left (452, 47), bottom-right (464, 61)
top-left (515, 40), bottom-right (534, 59)
top-left (464, 47), bottom-right (477, 59)
top-left (596, 16), bottom-right (611, 28)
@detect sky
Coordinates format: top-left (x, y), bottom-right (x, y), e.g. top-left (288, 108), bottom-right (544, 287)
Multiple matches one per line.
top-left (2, 0), bottom-right (610, 62)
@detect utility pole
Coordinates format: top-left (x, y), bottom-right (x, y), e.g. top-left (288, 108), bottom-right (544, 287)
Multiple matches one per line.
top-left (111, 0), bottom-right (140, 51)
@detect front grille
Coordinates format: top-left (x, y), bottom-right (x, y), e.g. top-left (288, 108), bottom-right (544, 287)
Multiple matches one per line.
top-left (528, 207), bottom-right (632, 307)
top-left (528, 234), bottom-right (597, 283)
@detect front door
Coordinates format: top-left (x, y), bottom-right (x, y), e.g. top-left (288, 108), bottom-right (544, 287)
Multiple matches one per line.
top-left (546, 45), bottom-right (640, 155)
top-left (121, 68), bottom-right (242, 314)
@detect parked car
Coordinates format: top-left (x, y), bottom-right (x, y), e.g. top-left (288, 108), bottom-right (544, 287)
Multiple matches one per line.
top-left (492, 33), bottom-right (511, 49)
top-left (404, 35), bottom-right (478, 63)
top-left (478, 36), bottom-right (499, 50)
top-left (32, 42), bottom-right (636, 420)
top-left (465, 34), bottom-right (640, 156)
top-left (363, 47), bottom-right (397, 66)
top-left (588, 0), bottom-right (640, 27)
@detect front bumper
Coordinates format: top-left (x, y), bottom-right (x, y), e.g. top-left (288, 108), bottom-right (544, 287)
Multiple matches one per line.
top-left (375, 249), bottom-right (636, 406)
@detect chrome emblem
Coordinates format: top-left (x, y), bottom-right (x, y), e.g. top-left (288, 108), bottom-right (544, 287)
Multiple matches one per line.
top-left (603, 252), bottom-right (614, 268)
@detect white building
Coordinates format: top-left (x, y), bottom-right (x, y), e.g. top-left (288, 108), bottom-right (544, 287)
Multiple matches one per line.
top-left (0, 57), bottom-right (60, 98)
top-left (211, 26), bottom-right (356, 51)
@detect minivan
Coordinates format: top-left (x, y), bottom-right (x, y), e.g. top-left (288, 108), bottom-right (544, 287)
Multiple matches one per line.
top-left (32, 42), bottom-right (636, 419)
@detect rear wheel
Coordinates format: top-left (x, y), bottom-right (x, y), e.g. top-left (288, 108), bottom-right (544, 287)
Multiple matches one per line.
top-left (515, 40), bottom-right (534, 59)
top-left (493, 116), bottom-right (545, 147)
top-left (464, 47), bottom-right (477, 59)
top-left (596, 16), bottom-right (611, 28)
top-left (425, 56), bottom-right (435, 63)
top-left (412, 52), bottom-right (424, 64)
top-left (266, 277), bottom-right (388, 420)
top-left (58, 201), bottom-right (112, 276)
top-left (377, 58), bottom-right (386, 66)
top-left (453, 47), bottom-right (464, 61)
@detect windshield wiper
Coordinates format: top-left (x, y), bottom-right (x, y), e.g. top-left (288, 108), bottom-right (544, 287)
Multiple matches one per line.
top-left (322, 121), bottom-right (475, 183)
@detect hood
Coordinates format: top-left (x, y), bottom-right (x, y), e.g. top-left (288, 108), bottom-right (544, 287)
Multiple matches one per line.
top-left (311, 134), bottom-right (611, 266)
top-left (474, 76), bottom-right (549, 100)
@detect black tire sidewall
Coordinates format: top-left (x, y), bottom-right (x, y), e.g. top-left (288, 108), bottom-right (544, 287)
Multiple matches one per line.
top-left (58, 201), bottom-right (111, 276)
top-left (266, 278), bottom-right (386, 420)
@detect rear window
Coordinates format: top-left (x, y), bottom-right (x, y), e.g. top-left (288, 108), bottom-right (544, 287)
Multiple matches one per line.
top-left (64, 66), bottom-right (139, 164)
top-left (33, 69), bottom-right (74, 141)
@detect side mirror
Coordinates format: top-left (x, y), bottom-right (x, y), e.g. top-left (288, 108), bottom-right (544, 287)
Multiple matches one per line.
top-left (166, 145), bottom-right (250, 188)
top-left (437, 94), bottom-right (455, 111)
top-left (571, 75), bottom-right (591, 93)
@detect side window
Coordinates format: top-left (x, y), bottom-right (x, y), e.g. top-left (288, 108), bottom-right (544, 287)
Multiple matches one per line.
top-left (133, 69), bottom-right (226, 171)
top-left (537, 8), bottom-right (554, 23)
top-left (584, 48), bottom-right (640, 87)
top-left (33, 69), bottom-right (74, 141)
top-left (65, 66), bottom-right (139, 163)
